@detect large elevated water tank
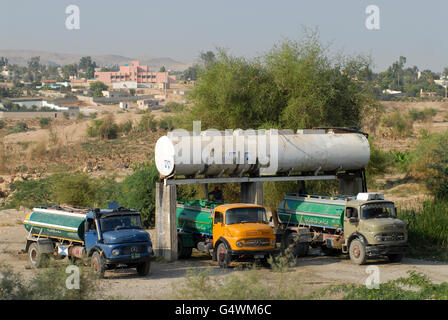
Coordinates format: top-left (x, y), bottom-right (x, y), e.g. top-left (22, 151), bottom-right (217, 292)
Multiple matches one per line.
top-left (155, 129), bottom-right (370, 178)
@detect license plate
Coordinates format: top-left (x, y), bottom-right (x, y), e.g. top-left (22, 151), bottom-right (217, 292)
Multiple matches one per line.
top-left (131, 253), bottom-right (140, 259)
top-left (254, 254), bottom-right (264, 259)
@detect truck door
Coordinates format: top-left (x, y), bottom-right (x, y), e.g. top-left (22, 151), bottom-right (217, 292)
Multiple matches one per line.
top-left (343, 206), bottom-right (359, 239)
top-left (212, 210), bottom-right (225, 247)
top-left (84, 218), bottom-right (99, 251)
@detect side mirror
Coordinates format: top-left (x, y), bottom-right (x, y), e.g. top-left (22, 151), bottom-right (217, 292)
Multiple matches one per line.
top-left (269, 216), bottom-right (273, 222)
top-left (349, 217), bottom-right (359, 224)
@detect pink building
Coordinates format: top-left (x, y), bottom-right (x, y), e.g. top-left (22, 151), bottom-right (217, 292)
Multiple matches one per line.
top-left (94, 61), bottom-right (176, 86)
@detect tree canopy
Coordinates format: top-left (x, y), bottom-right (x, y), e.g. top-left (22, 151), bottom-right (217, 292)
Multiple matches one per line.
top-left (184, 32), bottom-right (375, 131)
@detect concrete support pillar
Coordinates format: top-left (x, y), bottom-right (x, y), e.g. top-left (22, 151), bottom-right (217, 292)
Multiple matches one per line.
top-left (240, 182), bottom-right (264, 205)
top-left (338, 175), bottom-right (364, 196)
top-left (155, 182), bottom-right (178, 261)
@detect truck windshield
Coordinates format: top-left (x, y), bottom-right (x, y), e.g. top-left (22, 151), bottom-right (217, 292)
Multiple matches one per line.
top-left (100, 214), bottom-right (143, 232)
top-left (361, 203), bottom-right (396, 219)
top-left (225, 207), bottom-right (267, 225)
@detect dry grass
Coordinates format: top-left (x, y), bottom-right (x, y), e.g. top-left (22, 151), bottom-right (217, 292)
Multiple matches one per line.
top-left (0, 143), bottom-right (8, 174)
top-left (29, 140), bottom-right (47, 160)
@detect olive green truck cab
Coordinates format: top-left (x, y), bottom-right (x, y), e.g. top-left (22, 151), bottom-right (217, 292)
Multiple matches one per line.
top-left (277, 192), bottom-right (408, 264)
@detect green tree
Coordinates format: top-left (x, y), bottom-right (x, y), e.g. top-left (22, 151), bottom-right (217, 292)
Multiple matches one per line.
top-left (52, 173), bottom-right (97, 207)
top-left (62, 64), bottom-right (78, 80)
top-left (79, 56), bottom-right (96, 79)
top-left (200, 51), bottom-right (216, 67)
top-left (89, 81), bottom-right (108, 97)
top-left (182, 65), bottom-right (200, 81)
top-left (0, 57), bottom-right (8, 67)
top-left (159, 66), bottom-right (166, 72)
top-left (27, 56), bottom-right (41, 82)
top-left (186, 31), bottom-right (374, 131)
top-left (117, 162), bottom-right (160, 225)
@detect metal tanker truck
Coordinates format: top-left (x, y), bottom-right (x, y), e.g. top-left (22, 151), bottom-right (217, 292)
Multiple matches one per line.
top-left (176, 200), bottom-right (277, 268)
top-left (277, 192), bottom-right (408, 264)
top-left (23, 205), bottom-right (154, 276)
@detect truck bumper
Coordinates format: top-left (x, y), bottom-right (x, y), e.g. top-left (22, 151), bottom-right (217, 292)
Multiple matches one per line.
top-left (366, 244), bottom-right (407, 257)
top-left (231, 248), bottom-right (279, 261)
top-left (103, 251), bottom-right (155, 266)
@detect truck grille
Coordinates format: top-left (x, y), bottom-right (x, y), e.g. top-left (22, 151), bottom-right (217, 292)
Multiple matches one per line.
top-left (243, 238), bottom-right (271, 247)
top-left (379, 232), bottom-right (405, 241)
top-left (245, 230), bottom-right (271, 236)
top-left (121, 245), bottom-right (147, 255)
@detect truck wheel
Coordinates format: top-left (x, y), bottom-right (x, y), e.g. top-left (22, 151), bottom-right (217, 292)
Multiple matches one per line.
top-left (28, 242), bottom-right (49, 268)
top-left (182, 247), bottom-right (193, 259)
top-left (217, 242), bottom-right (231, 268)
top-left (91, 251), bottom-right (105, 276)
top-left (284, 232), bottom-right (308, 258)
top-left (136, 261), bottom-right (151, 276)
top-left (177, 236), bottom-right (193, 259)
top-left (349, 239), bottom-right (367, 265)
top-left (387, 254), bottom-right (403, 263)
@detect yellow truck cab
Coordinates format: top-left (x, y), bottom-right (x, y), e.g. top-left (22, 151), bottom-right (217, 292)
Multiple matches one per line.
top-left (176, 201), bottom-right (277, 268)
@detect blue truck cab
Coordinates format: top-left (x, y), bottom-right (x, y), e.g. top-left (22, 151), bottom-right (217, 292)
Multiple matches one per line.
top-left (84, 207), bottom-right (154, 276)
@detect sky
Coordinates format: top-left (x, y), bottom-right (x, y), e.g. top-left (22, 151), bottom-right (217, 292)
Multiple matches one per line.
top-left (0, 0), bottom-right (447, 72)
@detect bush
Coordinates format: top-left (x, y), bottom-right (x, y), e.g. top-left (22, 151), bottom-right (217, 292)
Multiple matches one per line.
top-left (6, 122), bottom-right (28, 135)
top-left (158, 117), bottom-right (174, 131)
top-left (116, 162), bottom-right (159, 226)
top-left (398, 199), bottom-right (448, 260)
top-left (174, 268), bottom-right (306, 300)
top-left (408, 132), bottom-right (448, 197)
top-left (87, 115), bottom-right (119, 140)
top-left (312, 271), bottom-right (448, 300)
top-left (136, 113), bottom-right (158, 132)
top-left (0, 120), bottom-right (4, 129)
top-left (0, 262), bottom-right (100, 300)
top-left (119, 120), bottom-right (133, 135)
top-left (163, 102), bottom-right (185, 113)
top-left (408, 107), bottom-right (438, 122)
top-left (366, 143), bottom-right (394, 177)
top-left (52, 173), bottom-right (97, 207)
top-left (38, 117), bottom-right (52, 128)
top-left (381, 111), bottom-right (413, 138)
top-left (5, 178), bottom-right (53, 209)
top-left (3, 162), bottom-right (160, 226)
top-left (98, 115), bottom-right (119, 140)
top-left (76, 112), bottom-right (85, 120)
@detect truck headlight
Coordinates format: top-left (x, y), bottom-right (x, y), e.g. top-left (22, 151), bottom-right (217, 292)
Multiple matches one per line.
top-left (374, 235), bottom-right (383, 242)
top-left (112, 249), bottom-right (120, 256)
top-left (147, 245), bottom-right (152, 253)
top-left (236, 241), bottom-right (243, 247)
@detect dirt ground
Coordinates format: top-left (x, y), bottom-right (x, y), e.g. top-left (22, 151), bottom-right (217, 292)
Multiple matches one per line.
top-left (2, 208), bottom-right (447, 300)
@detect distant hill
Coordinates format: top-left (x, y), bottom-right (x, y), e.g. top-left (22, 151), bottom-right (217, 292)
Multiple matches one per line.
top-left (0, 50), bottom-right (192, 71)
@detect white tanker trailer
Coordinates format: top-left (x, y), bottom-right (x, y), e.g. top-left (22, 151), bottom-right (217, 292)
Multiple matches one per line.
top-left (155, 128), bottom-right (370, 178)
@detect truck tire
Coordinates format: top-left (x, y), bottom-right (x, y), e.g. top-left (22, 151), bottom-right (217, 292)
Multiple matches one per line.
top-left (28, 242), bottom-right (49, 268)
top-left (91, 251), bottom-right (105, 276)
top-left (177, 236), bottom-right (193, 259)
top-left (136, 261), bottom-right (151, 276)
top-left (217, 242), bottom-right (231, 268)
top-left (284, 232), bottom-right (308, 258)
top-left (182, 247), bottom-right (193, 259)
top-left (387, 254), bottom-right (403, 263)
top-left (349, 239), bottom-right (367, 265)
